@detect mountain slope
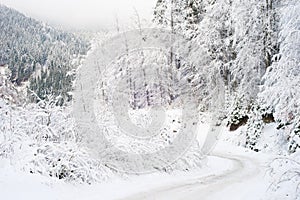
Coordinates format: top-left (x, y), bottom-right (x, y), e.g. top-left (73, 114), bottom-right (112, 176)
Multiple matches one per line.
top-left (0, 5), bottom-right (90, 104)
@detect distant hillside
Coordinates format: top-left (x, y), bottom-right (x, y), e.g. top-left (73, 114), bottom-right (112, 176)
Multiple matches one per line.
top-left (0, 5), bottom-right (90, 104)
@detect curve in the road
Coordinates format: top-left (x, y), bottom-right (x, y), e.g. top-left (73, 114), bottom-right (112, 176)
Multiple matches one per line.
top-left (118, 152), bottom-right (261, 200)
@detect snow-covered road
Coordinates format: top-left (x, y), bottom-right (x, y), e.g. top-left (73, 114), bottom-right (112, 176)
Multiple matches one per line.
top-left (117, 143), bottom-right (270, 200)
top-left (0, 142), bottom-right (272, 200)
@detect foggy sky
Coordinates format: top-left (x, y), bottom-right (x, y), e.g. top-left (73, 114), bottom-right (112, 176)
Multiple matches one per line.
top-left (0, 0), bottom-right (156, 30)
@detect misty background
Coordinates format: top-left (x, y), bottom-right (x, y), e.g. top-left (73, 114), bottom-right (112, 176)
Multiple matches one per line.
top-left (0, 0), bottom-right (156, 30)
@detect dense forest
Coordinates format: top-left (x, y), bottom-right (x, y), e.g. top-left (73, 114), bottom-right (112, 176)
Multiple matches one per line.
top-left (152, 0), bottom-right (300, 153)
top-left (0, 5), bottom-right (90, 104)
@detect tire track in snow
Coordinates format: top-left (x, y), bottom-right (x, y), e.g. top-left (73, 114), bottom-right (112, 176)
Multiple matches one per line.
top-left (118, 152), bottom-right (261, 200)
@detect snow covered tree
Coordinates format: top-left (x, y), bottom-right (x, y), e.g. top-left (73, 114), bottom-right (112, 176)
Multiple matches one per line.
top-left (152, 0), bottom-right (289, 152)
top-left (259, 0), bottom-right (300, 153)
top-left (245, 103), bottom-right (264, 151)
top-left (0, 5), bottom-right (90, 105)
top-left (153, 0), bottom-right (169, 26)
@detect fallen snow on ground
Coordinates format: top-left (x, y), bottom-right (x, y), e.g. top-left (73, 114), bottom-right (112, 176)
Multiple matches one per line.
top-left (0, 103), bottom-right (293, 200)
top-left (0, 140), bottom-right (277, 200)
top-left (221, 122), bottom-right (289, 155)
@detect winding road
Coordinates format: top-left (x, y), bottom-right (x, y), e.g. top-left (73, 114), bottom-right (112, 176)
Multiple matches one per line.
top-left (117, 149), bottom-right (268, 200)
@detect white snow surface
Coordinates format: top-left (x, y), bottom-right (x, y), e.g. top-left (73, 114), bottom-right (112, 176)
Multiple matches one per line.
top-left (0, 140), bottom-right (277, 200)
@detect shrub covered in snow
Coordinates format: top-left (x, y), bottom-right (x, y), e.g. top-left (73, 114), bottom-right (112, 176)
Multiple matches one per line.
top-left (245, 103), bottom-right (264, 151)
top-left (227, 96), bottom-right (250, 131)
top-left (268, 152), bottom-right (300, 200)
top-left (0, 98), bottom-right (113, 184)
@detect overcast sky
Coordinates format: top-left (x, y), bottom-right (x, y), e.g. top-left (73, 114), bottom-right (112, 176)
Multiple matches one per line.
top-left (0, 0), bottom-right (156, 30)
